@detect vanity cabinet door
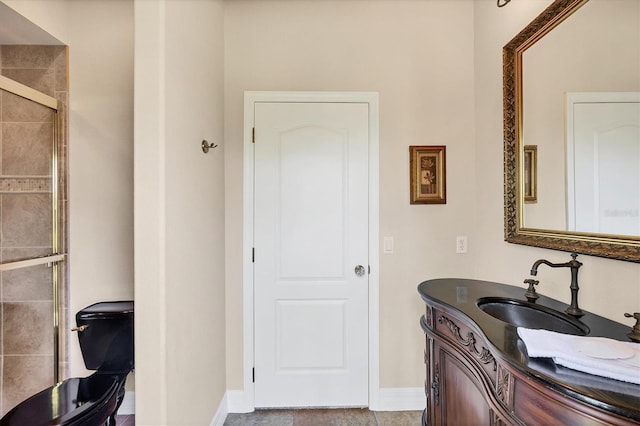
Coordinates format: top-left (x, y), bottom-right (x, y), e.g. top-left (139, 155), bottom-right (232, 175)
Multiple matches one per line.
top-left (431, 337), bottom-right (494, 425)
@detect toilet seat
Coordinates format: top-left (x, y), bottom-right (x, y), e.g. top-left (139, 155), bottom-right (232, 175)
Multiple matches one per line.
top-left (0, 373), bottom-right (124, 426)
top-left (1, 301), bottom-right (133, 426)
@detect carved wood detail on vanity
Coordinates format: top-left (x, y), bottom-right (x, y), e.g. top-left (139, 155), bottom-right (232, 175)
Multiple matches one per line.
top-left (496, 363), bottom-right (514, 410)
top-left (490, 409), bottom-right (510, 426)
top-left (431, 363), bottom-right (440, 406)
top-left (437, 314), bottom-right (497, 372)
top-left (425, 305), bottom-right (433, 328)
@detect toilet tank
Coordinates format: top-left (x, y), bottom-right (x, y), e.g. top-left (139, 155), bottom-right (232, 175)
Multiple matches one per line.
top-left (75, 301), bottom-right (134, 373)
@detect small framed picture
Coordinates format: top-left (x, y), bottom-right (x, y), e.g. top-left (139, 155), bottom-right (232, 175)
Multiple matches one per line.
top-left (523, 145), bottom-right (537, 203)
top-left (410, 145), bottom-right (446, 204)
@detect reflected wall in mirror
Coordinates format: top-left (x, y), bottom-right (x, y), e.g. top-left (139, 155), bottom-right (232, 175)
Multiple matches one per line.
top-left (503, 0), bottom-right (640, 261)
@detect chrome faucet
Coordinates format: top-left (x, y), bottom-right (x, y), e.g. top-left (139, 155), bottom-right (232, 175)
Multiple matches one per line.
top-left (530, 252), bottom-right (584, 317)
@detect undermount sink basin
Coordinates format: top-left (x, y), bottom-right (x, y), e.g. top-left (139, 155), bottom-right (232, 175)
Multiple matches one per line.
top-left (477, 297), bottom-right (590, 336)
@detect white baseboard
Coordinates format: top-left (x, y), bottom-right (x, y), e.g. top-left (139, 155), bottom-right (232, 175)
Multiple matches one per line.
top-left (209, 392), bottom-right (229, 426)
top-left (117, 390), bottom-right (135, 415)
top-left (120, 387), bottom-right (422, 419)
top-left (120, 390), bottom-right (229, 424)
top-left (227, 389), bottom-right (254, 413)
top-left (376, 387), bottom-right (425, 412)
top-left (225, 387), bottom-right (424, 413)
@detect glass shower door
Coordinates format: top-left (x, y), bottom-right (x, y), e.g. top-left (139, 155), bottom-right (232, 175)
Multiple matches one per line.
top-left (0, 76), bottom-right (66, 415)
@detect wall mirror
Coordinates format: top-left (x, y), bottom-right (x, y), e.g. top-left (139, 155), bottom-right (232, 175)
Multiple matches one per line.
top-left (503, 0), bottom-right (640, 262)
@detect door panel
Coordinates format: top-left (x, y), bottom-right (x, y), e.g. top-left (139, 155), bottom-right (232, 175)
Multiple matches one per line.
top-left (276, 300), bottom-right (346, 370)
top-left (278, 126), bottom-right (346, 278)
top-left (254, 102), bottom-right (369, 407)
top-left (567, 93), bottom-right (640, 235)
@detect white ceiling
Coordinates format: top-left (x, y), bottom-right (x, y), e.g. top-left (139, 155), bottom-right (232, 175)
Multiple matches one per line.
top-left (0, 2), bottom-right (63, 45)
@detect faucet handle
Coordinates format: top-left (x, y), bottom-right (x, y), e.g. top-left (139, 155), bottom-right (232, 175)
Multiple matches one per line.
top-left (624, 313), bottom-right (640, 343)
top-left (524, 279), bottom-right (539, 303)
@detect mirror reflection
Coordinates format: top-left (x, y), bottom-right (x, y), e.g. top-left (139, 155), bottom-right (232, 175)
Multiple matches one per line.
top-left (520, 0), bottom-right (640, 236)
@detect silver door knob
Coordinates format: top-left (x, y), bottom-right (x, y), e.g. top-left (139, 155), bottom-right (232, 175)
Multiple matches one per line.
top-left (354, 265), bottom-right (366, 277)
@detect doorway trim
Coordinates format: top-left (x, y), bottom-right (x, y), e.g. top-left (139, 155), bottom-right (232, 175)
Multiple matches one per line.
top-left (240, 91), bottom-right (380, 411)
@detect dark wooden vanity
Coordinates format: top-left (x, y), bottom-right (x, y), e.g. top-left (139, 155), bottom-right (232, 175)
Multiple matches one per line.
top-left (419, 279), bottom-right (640, 425)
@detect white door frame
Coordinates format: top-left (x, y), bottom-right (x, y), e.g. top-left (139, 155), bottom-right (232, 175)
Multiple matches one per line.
top-left (240, 91), bottom-right (380, 411)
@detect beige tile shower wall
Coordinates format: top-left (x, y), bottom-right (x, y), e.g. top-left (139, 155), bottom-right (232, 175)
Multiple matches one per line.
top-left (0, 44), bottom-right (68, 415)
top-left (4, 0), bottom-right (135, 396)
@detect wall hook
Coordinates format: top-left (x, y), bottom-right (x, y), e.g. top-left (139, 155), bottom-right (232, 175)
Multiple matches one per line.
top-left (202, 140), bottom-right (218, 153)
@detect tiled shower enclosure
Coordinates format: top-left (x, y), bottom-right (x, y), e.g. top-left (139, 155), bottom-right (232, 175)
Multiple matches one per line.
top-left (0, 45), bottom-right (68, 416)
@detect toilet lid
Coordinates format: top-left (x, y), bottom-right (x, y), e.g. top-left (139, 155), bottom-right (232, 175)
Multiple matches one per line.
top-left (0, 374), bottom-right (121, 426)
top-left (77, 301), bottom-right (134, 320)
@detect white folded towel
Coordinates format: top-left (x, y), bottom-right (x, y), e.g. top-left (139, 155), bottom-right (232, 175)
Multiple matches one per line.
top-left (518, 328), bottom-right (640, 385)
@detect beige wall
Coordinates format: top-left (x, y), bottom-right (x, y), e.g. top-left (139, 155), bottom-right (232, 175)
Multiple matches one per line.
top-left (4, 0), bottom-right (640, 418)
top-left (1, 0), bottom-right (69, 42)
top-left (224, 0), bottom-right (477, 390)
top-left (225, 0), bottom-right (640, 394)
top-left (163, 0), bottom-right (226, 422)
top-left (473, 0), bottom-right (640, 323)
top-left (135, 0), bottom-right (226, 424)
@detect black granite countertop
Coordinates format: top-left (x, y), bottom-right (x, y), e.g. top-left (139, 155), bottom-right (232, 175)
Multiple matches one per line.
top-left (418, 278), bottom-right (640, 422)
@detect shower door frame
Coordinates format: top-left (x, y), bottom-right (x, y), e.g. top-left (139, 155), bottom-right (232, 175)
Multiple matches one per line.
top-left (0, 74), bottom-right (67, 383)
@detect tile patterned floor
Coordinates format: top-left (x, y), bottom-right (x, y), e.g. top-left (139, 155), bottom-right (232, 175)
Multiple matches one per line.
top-left (115, 414), bottom-right (135, 425)
top-left (117, 409), bottom-right (423, 425)
top-left (116, 408), bottom-right (422, 426)
top-left (225, 409), bottom-right (423, 425)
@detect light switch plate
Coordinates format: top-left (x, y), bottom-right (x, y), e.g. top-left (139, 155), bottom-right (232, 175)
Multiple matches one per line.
top-left (383, 237), bottom-right (394, 254)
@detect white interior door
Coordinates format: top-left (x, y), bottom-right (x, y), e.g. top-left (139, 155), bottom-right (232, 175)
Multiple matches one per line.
top-left (253, 102), bottom-right (369, 408)
top-left (566, 92), bottom-right (640, 235)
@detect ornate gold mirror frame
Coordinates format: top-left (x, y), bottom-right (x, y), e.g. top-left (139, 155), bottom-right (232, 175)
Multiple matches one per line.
top-left (503, 0), bottom-right (640, 262)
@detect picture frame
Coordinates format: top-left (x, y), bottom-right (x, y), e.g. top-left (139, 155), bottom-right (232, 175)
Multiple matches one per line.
top-left (523, 145), bottom-right (537, 203)
top-left (409, 145), bottom-right (446, 204)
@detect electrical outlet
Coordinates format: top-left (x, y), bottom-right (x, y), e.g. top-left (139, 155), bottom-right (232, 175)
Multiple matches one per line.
top-left (456, 236), bottom-right (467, 254)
